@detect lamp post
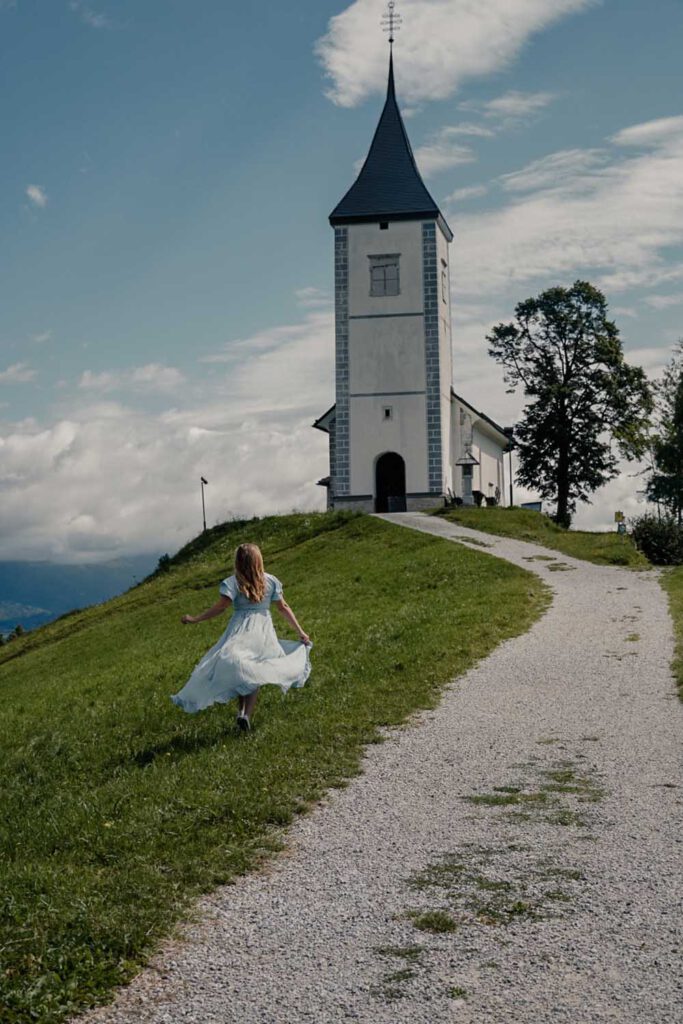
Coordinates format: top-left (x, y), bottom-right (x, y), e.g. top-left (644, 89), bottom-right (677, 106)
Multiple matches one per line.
top-left (200, 476), bottom-right (208, 532)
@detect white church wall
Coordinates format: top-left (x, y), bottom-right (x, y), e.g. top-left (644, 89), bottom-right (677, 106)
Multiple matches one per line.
top-left (348, 221), bottom-right (423, 315)
top-left (349, 393), bottom-right (430, 496)
top-left (473, 426), bottom-right (505, 503)
top-left (349, 317), bottom-right (426, 394)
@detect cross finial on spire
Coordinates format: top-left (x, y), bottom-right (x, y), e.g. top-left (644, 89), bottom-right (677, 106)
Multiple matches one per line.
top-left (382, 0), bottom-right (401, 47)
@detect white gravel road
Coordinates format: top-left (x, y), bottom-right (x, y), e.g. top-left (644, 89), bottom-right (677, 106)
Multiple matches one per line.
top-left (76, 512), bottom-right (683, 1024)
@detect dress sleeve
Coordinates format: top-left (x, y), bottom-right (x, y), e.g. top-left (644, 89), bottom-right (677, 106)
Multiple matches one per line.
top-left (219, 576), bottom-right (237, 600)
top-left (270, 575), bottom-right (284, 602)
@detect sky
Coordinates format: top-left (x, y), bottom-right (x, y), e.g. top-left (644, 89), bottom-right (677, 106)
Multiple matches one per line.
top-left (1, 0), bottom-right (682, 561)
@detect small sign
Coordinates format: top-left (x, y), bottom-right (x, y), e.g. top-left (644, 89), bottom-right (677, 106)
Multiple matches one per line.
top-left (614, 510), bottom-right (625, 522)
top-left (617, 522), bottom-right (627, 535)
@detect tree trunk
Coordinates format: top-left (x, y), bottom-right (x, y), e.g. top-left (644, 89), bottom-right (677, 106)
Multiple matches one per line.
top-left (554, 427), bottom-right (571, 529)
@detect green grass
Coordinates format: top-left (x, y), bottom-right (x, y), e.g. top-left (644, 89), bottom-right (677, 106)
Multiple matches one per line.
top-left (0, 511), bottom-right (549, 1024)
top-left (409, 910), bottom-right (458, 933)
top-left (433, 506), bottom-right (649, 568)
top-left (662, 566), bottom-right (683, 700)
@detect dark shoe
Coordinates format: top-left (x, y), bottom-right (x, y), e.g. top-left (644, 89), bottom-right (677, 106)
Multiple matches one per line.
top-left (236, 714), bottom-right (250, 732)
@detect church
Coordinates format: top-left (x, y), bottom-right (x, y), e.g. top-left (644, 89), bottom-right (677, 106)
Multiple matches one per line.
top-left (314, 50), bottom-right (511, 514)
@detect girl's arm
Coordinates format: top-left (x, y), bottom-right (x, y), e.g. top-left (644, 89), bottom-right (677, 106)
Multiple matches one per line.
top-left (273, 598), bottom-right (310, 644)
top-left (181, 596), bottom-right (232, 624)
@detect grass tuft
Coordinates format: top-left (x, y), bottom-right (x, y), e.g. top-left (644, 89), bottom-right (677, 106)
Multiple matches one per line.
top-left (409, 910), bottom-right (458, 934)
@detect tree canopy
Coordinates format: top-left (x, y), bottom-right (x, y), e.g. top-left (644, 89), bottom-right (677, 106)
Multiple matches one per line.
top-left (646, 342), bottom-right (683, 525)
top-left (487, 281), bottom-right (653, 528)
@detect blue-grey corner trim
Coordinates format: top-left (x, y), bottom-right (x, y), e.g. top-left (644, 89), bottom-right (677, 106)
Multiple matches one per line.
top-left (334, 227), bottom-right (350, 496)
top-left (422, 222), bottom-right (442, 493)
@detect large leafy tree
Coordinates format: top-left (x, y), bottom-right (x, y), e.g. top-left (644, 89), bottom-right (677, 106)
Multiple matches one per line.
top-left (487, 281), bottom-right (653, 528)
top-left (647, 342), bottom-right (683, 525)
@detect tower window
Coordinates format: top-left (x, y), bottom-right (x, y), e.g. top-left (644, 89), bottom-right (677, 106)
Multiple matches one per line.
top-left (369, 254), bottom-right (400, 297)
top-left (379, 222), bottom-right (389, 230)
top-left (382, 406), bottom-right (393, 421)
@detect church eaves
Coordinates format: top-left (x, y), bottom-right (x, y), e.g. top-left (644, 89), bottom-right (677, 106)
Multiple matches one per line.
top-left (329, 55), bottom-right (453, 241)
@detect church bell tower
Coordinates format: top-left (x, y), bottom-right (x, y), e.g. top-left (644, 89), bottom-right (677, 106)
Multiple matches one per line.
top-left (324, 45), bottom-right (455, 513)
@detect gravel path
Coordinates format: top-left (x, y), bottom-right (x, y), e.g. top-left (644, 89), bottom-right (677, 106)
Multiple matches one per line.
top-left (76, 512), bottom-right (683, 1024)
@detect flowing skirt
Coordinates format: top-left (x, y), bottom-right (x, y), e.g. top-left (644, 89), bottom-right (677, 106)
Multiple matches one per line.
top-left (171, 609), bottom-right (311, 714)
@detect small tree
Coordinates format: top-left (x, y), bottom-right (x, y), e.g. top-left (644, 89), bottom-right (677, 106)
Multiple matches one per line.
top-left (646, 342), bottom-right (683, 526)
top-left (488, 281), bottom-right (653, 528)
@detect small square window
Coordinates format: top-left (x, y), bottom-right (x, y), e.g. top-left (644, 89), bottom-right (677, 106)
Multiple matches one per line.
top-left (369, 254), bottom-right (400, 297)
top-left (379, 222), bottom-right (389, 230)
top-left (382, 406), bottom-right (393, 421)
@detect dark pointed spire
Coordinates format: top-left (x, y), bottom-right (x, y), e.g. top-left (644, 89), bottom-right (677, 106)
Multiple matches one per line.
top-left (329, 54), bottom-right (451, 238)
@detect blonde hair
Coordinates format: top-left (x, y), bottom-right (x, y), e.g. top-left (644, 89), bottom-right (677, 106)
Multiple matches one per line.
top-left (234, 543), bottom-right (266, 603)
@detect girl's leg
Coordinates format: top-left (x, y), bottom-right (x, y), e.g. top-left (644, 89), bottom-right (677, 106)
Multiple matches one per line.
top-left (243, 688), bottom-right (259, 719)
top-left (237, 695), bottom-right (245, 715)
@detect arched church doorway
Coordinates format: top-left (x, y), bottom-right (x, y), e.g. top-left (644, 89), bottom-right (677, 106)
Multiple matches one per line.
top-left (375, 452), bottom-right (407, 513)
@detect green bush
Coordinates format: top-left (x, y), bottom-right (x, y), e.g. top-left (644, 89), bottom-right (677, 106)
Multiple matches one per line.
top-left (629, 513), bottom-right (683, 565)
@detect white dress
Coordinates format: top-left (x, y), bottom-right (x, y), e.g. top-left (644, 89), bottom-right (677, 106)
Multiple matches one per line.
top-left (170, 573), bottom-right (311, 714)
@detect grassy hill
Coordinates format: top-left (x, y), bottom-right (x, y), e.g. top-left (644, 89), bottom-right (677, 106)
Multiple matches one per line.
top-left (433, 506), bottom-right (649, 568)
top-left (0, 511), bottom-right (549, 1024)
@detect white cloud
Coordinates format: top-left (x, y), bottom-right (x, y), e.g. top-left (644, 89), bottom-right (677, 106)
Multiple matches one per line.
top-left (315, 0), bottom-right (593, 107)
top-left (439, 122), bottom-right (495, 139)
top-left (499, 148), bottom-right (606, 192)
top-left (643, 292), bottom-right (683, 310)
top-left (445, 184), bottom-right (488, 203)
top-left (612, 306), bottom-right (638, 319)
top-left (448, 115), bottom-right (683, 299)
top-left (25, 185), bottom-right (47, 208)
top-left (611, 115), bottom-right (683, 148)
top-left (470, 90), bottom-right (557, 121)
top-left (69, 1), bottom-right (110, 29)
top-left (414, 128), bottom-right (476, 177)
top-left (295, 286), bottom-right (331, 309)
top-left (0, 362), bottom-right (37, 384)
top-left (78, 364), bottom-right (186, 394)
top-left (130, 364), bottom-right (185, 390)
top-left (0, 309), bottom-right (334, 560)
top-left (621, 345), bottom-right (673, 375)
top-left (31, 330), bottom-right (52, 344)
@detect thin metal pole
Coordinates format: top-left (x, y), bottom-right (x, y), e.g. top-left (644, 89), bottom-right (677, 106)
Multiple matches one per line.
top-left (201, 479), bottom-right (207, 532)
top-left (508, 448), bottom-right (514, 507)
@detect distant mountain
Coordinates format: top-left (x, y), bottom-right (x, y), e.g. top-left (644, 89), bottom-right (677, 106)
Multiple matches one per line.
top-left (0, 555), bottom-right (161, 634)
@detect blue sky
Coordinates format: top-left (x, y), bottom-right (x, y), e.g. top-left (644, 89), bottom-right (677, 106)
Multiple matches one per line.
top-left (1, 0), bottom-right (683, 559)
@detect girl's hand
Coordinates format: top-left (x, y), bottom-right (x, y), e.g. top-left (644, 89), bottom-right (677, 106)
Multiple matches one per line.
top-left (181, 614), bottom-right (195, 625)
top-left (298, 631), bottom-right (311, 645)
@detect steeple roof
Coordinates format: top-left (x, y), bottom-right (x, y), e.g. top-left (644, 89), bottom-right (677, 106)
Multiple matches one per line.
top-left (329, 54), bottom-right (452, 239)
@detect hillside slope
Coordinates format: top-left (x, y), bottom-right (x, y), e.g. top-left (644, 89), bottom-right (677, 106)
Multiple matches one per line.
top-left (0, 511), bottom-right (549, 1024)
